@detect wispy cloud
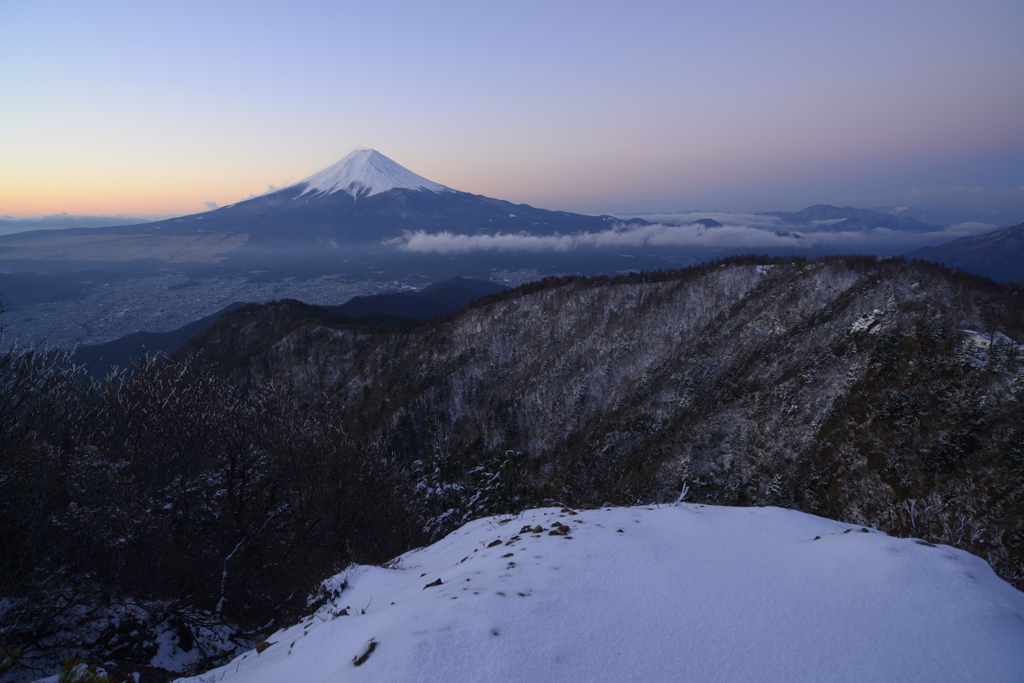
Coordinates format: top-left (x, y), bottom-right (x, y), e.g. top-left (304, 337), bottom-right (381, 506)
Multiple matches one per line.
top-left (203, 201), bottom-right (219, 210)
top-left (242, 184), bottom-right (286, 201)
top-left (391, 216), bottom-right (1001, 255)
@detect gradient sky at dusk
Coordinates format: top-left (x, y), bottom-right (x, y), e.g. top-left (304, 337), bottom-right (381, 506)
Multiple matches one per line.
top-left (1, 0), bottom-right (1022, 219)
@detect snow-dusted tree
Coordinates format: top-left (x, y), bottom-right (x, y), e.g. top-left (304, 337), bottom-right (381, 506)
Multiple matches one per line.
top-left (413, 446), bottom-right (536, 541)
top-left (412, 446), bottom-right (468, 542)
top-left (464, 449), bottom-right (533, 521)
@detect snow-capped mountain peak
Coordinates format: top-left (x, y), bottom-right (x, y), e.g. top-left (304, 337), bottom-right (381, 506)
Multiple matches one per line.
top-left (297, 150), bottom-right (452, 198)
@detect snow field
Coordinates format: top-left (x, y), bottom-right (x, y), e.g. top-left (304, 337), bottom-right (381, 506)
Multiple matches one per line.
top-left (177, 504), bottom-right (1024, 683)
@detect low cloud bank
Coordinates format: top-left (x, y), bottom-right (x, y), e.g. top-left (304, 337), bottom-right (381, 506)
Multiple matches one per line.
top-left (392, 215), bottom-right (1001, 255)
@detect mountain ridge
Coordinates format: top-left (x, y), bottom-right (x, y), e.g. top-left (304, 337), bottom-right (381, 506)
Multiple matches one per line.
top-left (179, 255), bottom-right (1024, 588)
top-left (767, 204), bottom-right (942, 232)
top-left (909, 222), bottom-right (1024, 282)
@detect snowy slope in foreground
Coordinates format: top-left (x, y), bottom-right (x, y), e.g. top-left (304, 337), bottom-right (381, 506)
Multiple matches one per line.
top-left (179, 505), bottom-right (1024, 683)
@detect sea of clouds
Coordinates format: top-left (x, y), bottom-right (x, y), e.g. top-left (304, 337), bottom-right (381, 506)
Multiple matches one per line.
top-left (391, 212), bottom-right (1000, 255)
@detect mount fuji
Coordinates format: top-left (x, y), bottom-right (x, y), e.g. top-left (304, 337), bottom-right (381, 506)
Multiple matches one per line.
top-left (297, 149), bottom-right (454, 198)
top-left (105, 150), bottom-right (647, 248)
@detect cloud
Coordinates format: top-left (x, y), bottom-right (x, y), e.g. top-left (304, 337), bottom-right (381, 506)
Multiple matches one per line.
top-left (940, 221), bottom-right (1004, 237)
top-left (395, 223), bottom-right (814, 254)
top-left (243, 184), bottom-right (283, 201)
top-left (203, 201), bottom-right (219, 210)
top-left (391, 216), bottom-right (1005, 255)
top-left (395, 231), bottom-right (580, 253)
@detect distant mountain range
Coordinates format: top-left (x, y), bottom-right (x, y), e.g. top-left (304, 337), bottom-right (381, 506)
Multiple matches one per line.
top-left (766, 205), bottom-right (941, 232)
top-left (870, 205), bottom-right (1024, 228)
top-left (909, 222), bottom-right (1024, 282)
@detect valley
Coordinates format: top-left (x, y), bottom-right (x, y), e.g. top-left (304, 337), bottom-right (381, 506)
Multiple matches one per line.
top-left (0, 245), bottom-right (701, 349)
top-left (1, 270), bottom-right (409, 349)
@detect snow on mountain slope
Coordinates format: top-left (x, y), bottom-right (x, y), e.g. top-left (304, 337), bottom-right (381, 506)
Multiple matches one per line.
top-left (297, 150), bottom-right (452, 198)
top-left (177, 505), bottom-right (1024, 683)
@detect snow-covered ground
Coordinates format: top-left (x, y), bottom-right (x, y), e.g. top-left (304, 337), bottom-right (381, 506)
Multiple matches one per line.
top-left (177, 504), bottom-right (1024, 683)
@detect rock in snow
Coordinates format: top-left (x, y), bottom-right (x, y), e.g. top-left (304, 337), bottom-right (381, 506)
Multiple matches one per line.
top-left (178, 505), bottom-right (1024, 682)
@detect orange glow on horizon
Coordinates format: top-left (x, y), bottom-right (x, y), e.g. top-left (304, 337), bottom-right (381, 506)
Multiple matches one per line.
top-left (0, 169), bottom-right (281, 217)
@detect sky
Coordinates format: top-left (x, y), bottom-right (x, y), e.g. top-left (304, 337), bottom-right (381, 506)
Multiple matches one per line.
top-left (1, 0), bottom-right (1022, 221)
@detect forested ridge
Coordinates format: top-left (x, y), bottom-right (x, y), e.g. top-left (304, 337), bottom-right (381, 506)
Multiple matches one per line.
top-left (184, 255), bottom-right (1024, 584)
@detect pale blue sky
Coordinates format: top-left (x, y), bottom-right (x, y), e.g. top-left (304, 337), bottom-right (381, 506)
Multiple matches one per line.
top-left (1, 0), bottom-right (1022, 218)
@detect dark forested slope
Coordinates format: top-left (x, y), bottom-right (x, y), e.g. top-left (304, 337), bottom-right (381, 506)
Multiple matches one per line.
top-left (183, 256), bottom-right (1024, 585)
